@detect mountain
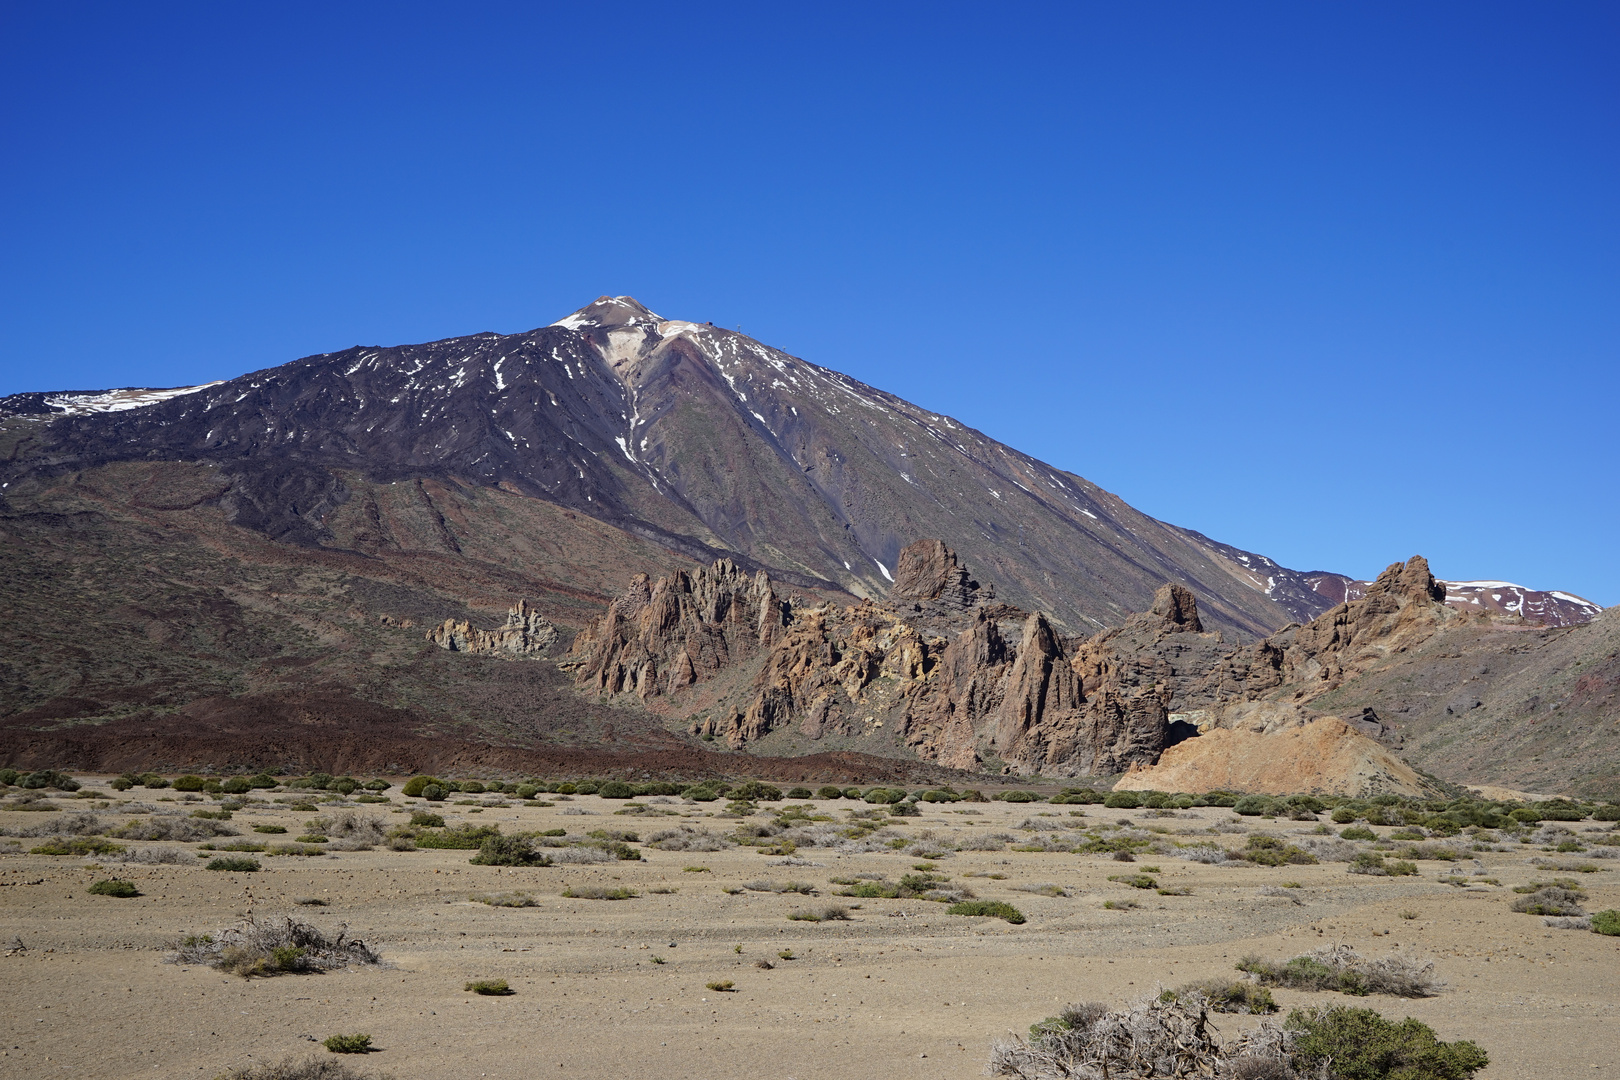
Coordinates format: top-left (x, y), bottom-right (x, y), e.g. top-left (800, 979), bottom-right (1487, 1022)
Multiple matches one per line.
top-left (2, 295), bottom-right (1346, 638)
top-left (0, 296), bottom-right (1604, 785)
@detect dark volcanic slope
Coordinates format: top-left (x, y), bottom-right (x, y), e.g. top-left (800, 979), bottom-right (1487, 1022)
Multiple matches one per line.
top-left (1, 297), bottom-right (1334, 637)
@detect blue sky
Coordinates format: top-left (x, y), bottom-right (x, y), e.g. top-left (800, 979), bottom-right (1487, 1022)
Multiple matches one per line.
top-left (2, 2), bottom-right (1616, 604)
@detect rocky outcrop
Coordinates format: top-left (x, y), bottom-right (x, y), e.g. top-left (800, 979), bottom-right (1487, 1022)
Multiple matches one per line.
top-left (563, 559), bottom-right (790, 698)
top-left (1275, 555), bottom-right (1451, 692)
top-left (889, 538), bottom-right (991, 614)
top-left (563, 543), bottom-right (1470, 789)
top-left (568, 539), bottom-right (1180, 777)
top-left (426, 600), bottom-right (557, 656)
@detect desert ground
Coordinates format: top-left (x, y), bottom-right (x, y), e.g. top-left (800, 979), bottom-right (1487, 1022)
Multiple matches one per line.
top-left (3, 785), bottom-right (1617, 1079)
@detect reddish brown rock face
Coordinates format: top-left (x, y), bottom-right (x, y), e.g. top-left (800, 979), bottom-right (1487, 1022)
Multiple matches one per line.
top-left (564, 542), bottom-right (1568, 795)
top-left (567, 540), bottom-right (1179, 778)
top-left (564, 560), bottom-right (789, 700)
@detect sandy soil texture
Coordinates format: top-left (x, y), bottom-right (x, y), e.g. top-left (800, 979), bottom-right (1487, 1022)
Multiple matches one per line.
top-left (3, 789), bottom-right (1617, 1079)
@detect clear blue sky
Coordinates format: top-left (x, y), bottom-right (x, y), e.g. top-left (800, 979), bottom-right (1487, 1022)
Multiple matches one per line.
top-left (2, 2), bottom-right (1616, 604)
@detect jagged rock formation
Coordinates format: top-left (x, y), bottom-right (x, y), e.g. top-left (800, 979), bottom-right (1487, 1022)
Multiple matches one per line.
top-left (1109, 558), bottom-right (1460, 795)
top-left (889, 538), bottom-right (992, 615)
top-left (562, 560), bottom-right (790, 698)
top-left (1169, 556), bottom-right (1456, 712)
top-left (562, 542), bottom-right (1510, 793)
top-left (426, 600), bottom-right (558, 656)
top-left (567, 539), bottom-right (1177, 777)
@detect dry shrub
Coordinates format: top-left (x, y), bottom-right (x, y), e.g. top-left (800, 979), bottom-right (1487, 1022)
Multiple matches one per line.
top-left (1019, 817), bottom-right (1073, 831)
top-left (648, 827), bottom-right (733, 851)
top-left (111, 816), bottom-right (237, 841)
top-left (1168, 978), bottom-right (1277, 1014)
top-left (213, 1056), bottom-right (394, 1080)
top-left (560, 885), bottom-right (636, 900)
top-left (0, 811), bottom-right (106, 838)
top-left (1511, 886), bottom-right (1586, 916)
top-left (1176, 844), bottom-right (1231, 864)
top-left (105, 847), bottom-right (193, 865)
top-left (472, 892), bottom-right (536, 907)
top-left (1013, 882), bottom-right (1069, 897)
top-left (958, 832), bottom-right (1013, 851)
top-left (989, 997), bottom-right (1230, 1078)
top-left (1298, 837), bottom-right (1359, 862)
top-left (744, 879), bottom-right (816, 894)
top-left (306, 812), bottom-right (388, 845)
top-left (549, 846), bottom-right (616, 864)
top-left (1236, 945), bottom-right (1442, 998)
top-left (990, 998), bottom-right (1486, 1080)
top-left (171, 914), bottom-right (380, 977)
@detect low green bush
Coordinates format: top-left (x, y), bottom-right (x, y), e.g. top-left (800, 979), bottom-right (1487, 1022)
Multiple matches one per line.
top-left (465, 978), bottom-right (513, 995)
top-left (206, 857), bottom-right (261, 872)
top-left (413, 824), bottom-right (499, 849)
top-left (1287, 1005), bottom-right (1488, 1079)
top-left (1107, 873), bottom-right (1157, 890)
top-left (561, 885), bottom-right (636, 900)
top-left (32, 837), bottom-right (125, 856)
top-left (1591, 910), bottom-right (1620, 936)
top-left (322, 1033), bottom-right (373, 1054)
top-left (1341, 825), bottom-right (1378, 840)
top-left (787, 905), bottom-right (851, 922)
top-left (1241, 834), bottom-right (1318, 866)
top-left (88, 878), bottom-right (140, 897)
top-left (469, 834), bottom-right (552, 867)
top-left (947, 899), bottom-right (1025, 923)
top-left (1233, 795), bottom-right (1277, 816)
top-left (401, 776), bottom-right (440, 797)
top-left (730, 780), bottom-right (783, 802)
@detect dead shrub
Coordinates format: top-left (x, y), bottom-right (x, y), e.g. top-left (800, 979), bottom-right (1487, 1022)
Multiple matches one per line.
top-left (648, 827), bottom-right (733, 851)
top-left (105, 847), bottom-right (193, 865)
top-left (213, 1056), bottom-right (394, 1080)
top-left (110, 816), bottom-right (237, 842)
top-left (171, 914), bottom-right (380, 977)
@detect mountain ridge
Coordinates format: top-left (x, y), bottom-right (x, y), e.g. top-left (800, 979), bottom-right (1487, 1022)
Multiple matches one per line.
top-left (4, 295), bottom-right (1594, 635)
top-left (0, 295), bottom-right (1358, 639)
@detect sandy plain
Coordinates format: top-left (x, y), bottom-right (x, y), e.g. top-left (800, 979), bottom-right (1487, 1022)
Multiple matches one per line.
top-left (2, 787), bottom-right (1617, 1080)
